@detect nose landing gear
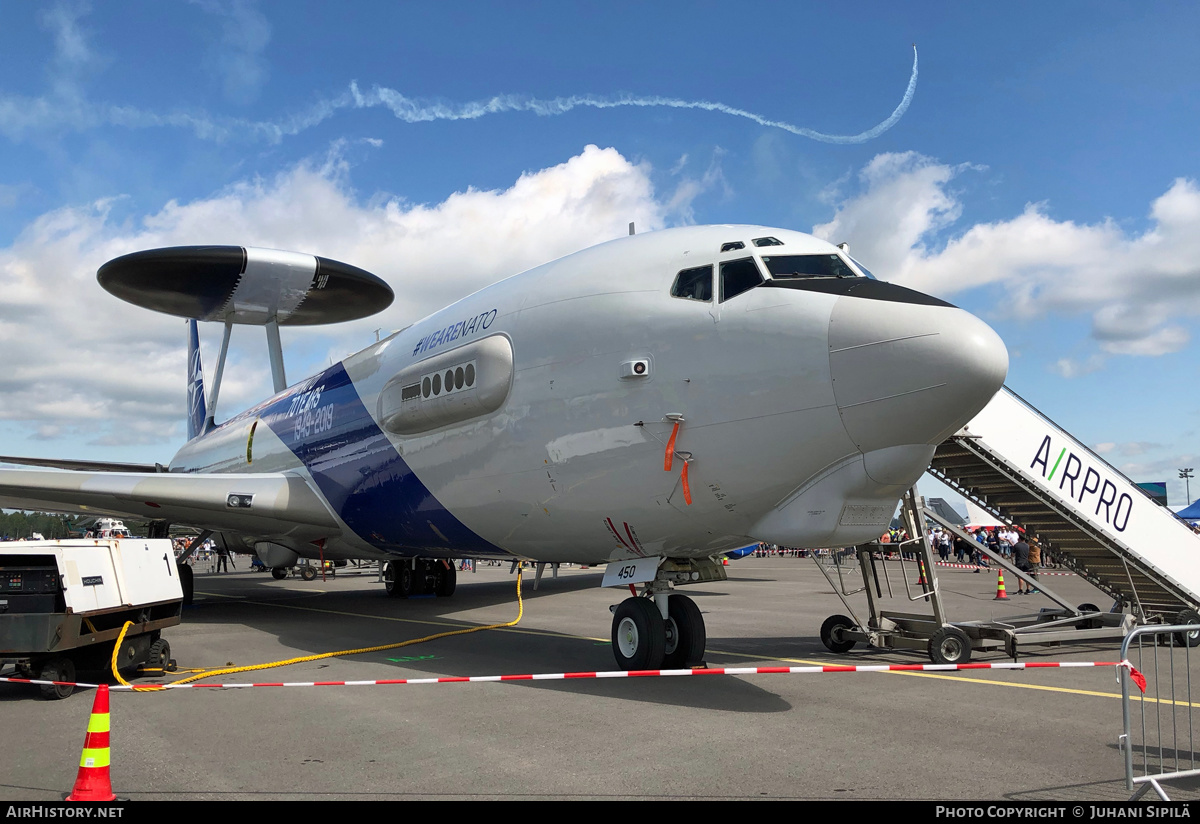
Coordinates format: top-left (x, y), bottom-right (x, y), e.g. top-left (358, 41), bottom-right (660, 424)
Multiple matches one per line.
top-left (611, 592), bottom-right (706, 670)
top-left (609, 558), bottom-right (721, 671)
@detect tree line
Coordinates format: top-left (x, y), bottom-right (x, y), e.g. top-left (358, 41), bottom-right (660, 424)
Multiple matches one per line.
top-left (0, 511), bottom-right (78, 540)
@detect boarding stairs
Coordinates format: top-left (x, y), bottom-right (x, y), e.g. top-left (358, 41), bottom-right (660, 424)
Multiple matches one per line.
top-left (926, 386), bottom-right (1200, 623)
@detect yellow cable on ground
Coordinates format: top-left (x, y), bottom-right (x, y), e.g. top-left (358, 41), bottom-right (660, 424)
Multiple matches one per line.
top-left (110, 621), bottom-right (136, 688)
top-left (109, 623), bottom-right (207, 685)
top-left (143, 565), bottom-right (526, 690)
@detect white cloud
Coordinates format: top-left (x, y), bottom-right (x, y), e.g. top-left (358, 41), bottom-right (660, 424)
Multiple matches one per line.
top-left (41, 1), bottom-right (96, 79)
top-left (662, 149), bottom-right (728, 224)
top-left (814, 152), bottom-right (964, 270)
top-left (0, 145), bottom-right (680, 448)
top-left (198, 0), bottom-right (272, 105)
top-left (815, 154), bottom-right (1200, 358)
top-left (1112, 454), bottom-right (1199, 507)
top-left (1051, 355), bottom-right (1105, 379)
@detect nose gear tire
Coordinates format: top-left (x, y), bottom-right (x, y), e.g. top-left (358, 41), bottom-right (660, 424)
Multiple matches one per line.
top-left (662, 594), bottom-right (706, 669)
top-left (612, 597), bottom-right (666, 671)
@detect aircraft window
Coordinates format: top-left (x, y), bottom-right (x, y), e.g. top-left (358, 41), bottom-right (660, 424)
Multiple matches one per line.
top-left (670, 265), bottom-right (713, 302)
top-left (849, 256), bottom-right (877, 279)
top-left (761, 254), bottom-right (857, 279)
top-left (752, 236), bottom-right (783, 247)
top-left (401, 383), bottom-right (421, 403)
top-left (720, 257), bottom-right (764, 302)
top-left (719, 241), bottom-right (745, 252)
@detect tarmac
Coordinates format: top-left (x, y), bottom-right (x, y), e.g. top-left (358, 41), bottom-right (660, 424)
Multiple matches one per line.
top-left (3, 555), bottom-right (1199, 801)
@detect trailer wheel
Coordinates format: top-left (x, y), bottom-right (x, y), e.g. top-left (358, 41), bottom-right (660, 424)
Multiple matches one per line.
top-left (148, 639), bottom-right (173, 674)
top-left (271, 568), bottom-right (289, 580)
top-left (1077, 603), bottom-right (1101, 630)
top-left (820, 614), bottom-right (857, 654)
top-left (37, 656), bottom-right (76, 700)
top-left (928, 626), bottom-right (971, 665)
top-left (301, 566), bottom-right (318, 581)
top-left (1175, 609), bottom-right (1200, 648)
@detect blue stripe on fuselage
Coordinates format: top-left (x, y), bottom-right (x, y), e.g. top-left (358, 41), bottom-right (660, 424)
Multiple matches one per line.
top-left (247, 363), bottom-right (506, 556)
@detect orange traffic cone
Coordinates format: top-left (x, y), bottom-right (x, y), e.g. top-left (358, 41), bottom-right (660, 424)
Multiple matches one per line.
top-left (66, 684), bottom-right (116, 802)
top-left (722, 558), bottom-right (729, 566)
top-left (994, 569), bottom-right (1010, 601)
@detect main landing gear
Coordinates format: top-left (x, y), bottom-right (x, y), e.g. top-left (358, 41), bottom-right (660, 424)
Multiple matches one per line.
top-left (383, 559), bottom-right (456, 598)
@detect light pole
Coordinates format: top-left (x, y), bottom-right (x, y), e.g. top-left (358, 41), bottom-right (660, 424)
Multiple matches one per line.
top-left (1180, 468), bottom-right (1194, 507)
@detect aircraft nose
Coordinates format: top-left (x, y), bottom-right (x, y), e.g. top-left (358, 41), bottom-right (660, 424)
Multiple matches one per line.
top-left (827, 285), bottom-right (1008, 455)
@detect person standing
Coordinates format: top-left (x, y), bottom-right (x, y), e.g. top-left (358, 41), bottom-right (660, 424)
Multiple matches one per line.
top-left (1013, 536), bottom-right (1032, 595)
top-left (1001, 527), bottom-right (1018, 559)
top-left (954, 534), bottom-right (971, 564)
top-left (1027, 539), bottom-right (1041, 594)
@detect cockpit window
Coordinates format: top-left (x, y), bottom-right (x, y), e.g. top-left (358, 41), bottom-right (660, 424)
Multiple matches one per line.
top-left (849, 256), bottom-right (877, 280)
top-left (752, 236), bottom-right (783, 247)
top-left (719, 241), bottom-right (745, 252)
top-left (670, 265), bottom-right (713, 302)
top-left (720, 257), bottom-right (764, 302)
top-left (761, 254), bottom-right (858, 279)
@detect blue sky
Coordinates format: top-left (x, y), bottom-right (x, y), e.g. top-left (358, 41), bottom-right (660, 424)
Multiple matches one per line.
top-left (2, 2), bottom-right (1199, 505)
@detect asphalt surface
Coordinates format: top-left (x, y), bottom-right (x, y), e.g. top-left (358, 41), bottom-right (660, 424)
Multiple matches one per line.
top-left (3, 556), bottom-right (1199, 801)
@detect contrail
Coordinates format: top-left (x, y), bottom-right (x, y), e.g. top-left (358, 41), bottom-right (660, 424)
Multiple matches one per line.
top-left (0, 47), bottom-right (917, 146)
top-left (349, 45), bottom-right (918, 145)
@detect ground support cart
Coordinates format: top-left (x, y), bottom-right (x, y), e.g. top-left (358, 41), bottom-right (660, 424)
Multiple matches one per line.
top-left (815, 488), bottom-right (1137, 666)
top-left (0, 539), bottom-right (183, 698)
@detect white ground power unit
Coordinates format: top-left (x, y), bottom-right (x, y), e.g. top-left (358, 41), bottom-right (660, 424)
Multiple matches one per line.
top-left (0, 538), bottom-right (184, 698)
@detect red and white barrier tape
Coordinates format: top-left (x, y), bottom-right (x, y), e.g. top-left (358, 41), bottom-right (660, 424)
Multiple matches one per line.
top-left (0, 659), bottom-right (1147, 692)
top-left (927, 560), bottom-right (1075, 575)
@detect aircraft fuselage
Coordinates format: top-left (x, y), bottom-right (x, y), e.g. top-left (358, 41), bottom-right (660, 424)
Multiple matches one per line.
top-left (169, 225), bottom-right (1008, 565)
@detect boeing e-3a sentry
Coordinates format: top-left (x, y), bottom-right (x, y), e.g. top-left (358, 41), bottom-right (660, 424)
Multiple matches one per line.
top-left (0, 225), bottom-right (1008, 670)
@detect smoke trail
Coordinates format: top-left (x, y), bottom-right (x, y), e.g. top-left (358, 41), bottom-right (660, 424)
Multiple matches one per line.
top-left (0, 47), bottom-right (916, 146)
top-left (349, 45), bottom-right (917, 145)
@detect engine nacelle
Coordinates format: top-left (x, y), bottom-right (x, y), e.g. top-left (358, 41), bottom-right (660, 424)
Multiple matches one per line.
top-left (255, 541), bottom-right (300, 569)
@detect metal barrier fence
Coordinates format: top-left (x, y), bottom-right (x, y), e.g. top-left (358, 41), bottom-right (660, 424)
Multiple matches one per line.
top-left (1119, 623), bottom-right (1200, 800)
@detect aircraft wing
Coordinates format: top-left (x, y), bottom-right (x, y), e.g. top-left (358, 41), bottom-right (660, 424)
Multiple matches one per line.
top-left (0, 455), bottom-right (164, 473)
top-left (0, 468), bottom-right (341, 541)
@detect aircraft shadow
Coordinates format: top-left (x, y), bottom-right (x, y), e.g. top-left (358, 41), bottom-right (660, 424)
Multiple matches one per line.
top-left (498, 672), bottom-right (793, 712)
top-left (155, 572), bottom-right (797, 712)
